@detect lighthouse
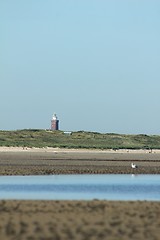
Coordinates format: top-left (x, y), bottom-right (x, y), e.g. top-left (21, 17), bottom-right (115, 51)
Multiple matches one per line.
top-left (51, 113), bottom-right (59, 130)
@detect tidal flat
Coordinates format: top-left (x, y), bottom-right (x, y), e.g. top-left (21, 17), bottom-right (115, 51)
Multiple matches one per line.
top-left (0, 148), bottom-right (160, 175)
top-left (0, 148), bottom-right (160, 239)
top-left (0, 200), bottom-right (159, 240)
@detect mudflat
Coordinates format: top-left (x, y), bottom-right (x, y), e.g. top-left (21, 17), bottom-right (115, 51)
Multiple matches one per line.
top-left (0, 148), bottom-right (160, 240)
top-left (0, 200), bottom-right (159, 240)
top-left (0, 148), bottom-right (160, 175)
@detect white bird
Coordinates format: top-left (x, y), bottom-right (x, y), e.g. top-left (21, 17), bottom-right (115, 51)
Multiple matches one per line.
top-left (131, 163), bottom-right (138, 169)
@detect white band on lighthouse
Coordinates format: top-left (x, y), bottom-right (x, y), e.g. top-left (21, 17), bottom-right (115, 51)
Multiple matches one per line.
top-left (52, 113), bottom-right (57, 120)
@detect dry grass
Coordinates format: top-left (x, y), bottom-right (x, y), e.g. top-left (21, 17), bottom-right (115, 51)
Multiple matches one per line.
top-left (1, 130), bottom-right (160, 149)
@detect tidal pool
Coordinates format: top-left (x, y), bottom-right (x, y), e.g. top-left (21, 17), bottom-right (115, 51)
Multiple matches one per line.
top-left (0, 174), bottom-right (160, 201)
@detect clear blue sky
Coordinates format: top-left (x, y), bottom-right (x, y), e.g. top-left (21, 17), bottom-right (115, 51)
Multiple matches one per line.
top-left (1, 0), bottom-right (160, 134)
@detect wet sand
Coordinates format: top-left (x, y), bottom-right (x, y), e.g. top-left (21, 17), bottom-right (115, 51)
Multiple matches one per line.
top-left (0, 148), bottom-right (160, 175)
top-left (0, 148), bottom-right (160, 239)
top-left (0, 200), bottom-right (159, 240)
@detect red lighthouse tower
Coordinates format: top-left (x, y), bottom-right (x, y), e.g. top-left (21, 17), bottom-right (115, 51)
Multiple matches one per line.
top-left (51, 113), bottom-right (59, 130)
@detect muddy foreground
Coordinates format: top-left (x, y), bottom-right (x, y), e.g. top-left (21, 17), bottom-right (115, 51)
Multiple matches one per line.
top-left (0, 200), bottom-right (159, 240)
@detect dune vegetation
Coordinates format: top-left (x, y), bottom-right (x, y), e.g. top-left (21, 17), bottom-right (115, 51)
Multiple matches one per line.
top-left (0, 129), bottom-right (160, 150)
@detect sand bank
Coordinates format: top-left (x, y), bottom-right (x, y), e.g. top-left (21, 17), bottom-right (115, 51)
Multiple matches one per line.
top-left (0, 146), bottom-right (160, 153)
top-left (0, 148), bottom-right (159, 239)
top-left (0, 200), bottom-right (159, 240)
top-left (0, 147), bottom-right (160, 175)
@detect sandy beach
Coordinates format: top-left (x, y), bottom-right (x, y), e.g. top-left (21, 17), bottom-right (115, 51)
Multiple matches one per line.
top-left (0, 147), bottom-right (160, 239)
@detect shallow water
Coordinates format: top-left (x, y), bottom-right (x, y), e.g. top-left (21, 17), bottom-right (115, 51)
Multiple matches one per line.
top-left (0, 174), bottom-right (160, 201)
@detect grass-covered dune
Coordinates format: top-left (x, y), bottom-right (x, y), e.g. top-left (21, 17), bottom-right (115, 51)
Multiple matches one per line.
top-left (0, 129), bottom-right (160, 150)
